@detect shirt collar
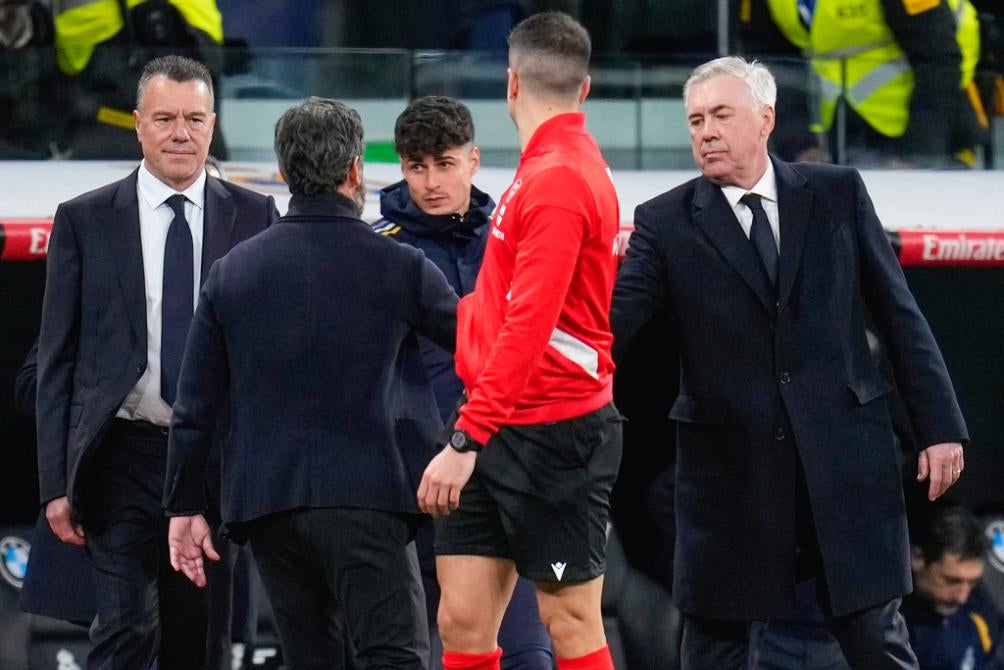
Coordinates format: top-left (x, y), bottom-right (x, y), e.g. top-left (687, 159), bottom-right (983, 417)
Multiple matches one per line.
top-left (286, 191), bottom-right (362, 220)
top-left (137, 161), bottom-right (207, 212)
top-left (719, 160), bottom-right (778, 210)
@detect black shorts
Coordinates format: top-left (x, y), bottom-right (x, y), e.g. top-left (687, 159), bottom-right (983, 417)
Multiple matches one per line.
top-left (435, 402), bottom-right (623, 584)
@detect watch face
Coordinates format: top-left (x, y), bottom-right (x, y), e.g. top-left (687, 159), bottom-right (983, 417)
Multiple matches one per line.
top-left (450, 431), bottom-right (467, 450)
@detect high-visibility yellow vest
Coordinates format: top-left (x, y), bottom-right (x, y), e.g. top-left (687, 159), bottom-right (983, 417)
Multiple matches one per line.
top-left (767, 0), bottom-right (980, 137)
top-left (54, 0), bottom-right (223, 76)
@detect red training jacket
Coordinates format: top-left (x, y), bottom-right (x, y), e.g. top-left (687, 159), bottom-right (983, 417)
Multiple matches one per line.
top-left (454, 112), bottom-right (621, 445)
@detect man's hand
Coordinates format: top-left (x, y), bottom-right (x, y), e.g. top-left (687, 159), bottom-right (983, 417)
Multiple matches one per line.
top-left (45, 496), bottom-right (84, 545)
top-left (168, 515), bottom-right (220, 587)
top-left (917, 442), bottom-right (965, 501)
top-left (417, 448), bottom-right (477, 518)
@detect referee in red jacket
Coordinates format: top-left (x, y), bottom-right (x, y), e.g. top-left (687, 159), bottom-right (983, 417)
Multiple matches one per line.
top-left (417, 12), bottom-right (623, 670)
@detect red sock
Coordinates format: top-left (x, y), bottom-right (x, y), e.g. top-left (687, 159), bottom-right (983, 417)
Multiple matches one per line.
top-left (556, 645), bottom-right (615, 670)
top-left (442, 648), bottom-right (502, 670)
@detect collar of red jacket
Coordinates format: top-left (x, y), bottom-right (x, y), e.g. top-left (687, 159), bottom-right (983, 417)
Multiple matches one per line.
top-left (521, 112), bottom-right (587, 160)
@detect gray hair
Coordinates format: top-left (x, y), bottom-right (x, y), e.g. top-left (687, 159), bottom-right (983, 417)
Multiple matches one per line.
top-left (137, 55), bottom-right (214, 110)
top-left (274, 97), bottom-right (364, 197)
top-left (684, 57), bottom-right (777, 111)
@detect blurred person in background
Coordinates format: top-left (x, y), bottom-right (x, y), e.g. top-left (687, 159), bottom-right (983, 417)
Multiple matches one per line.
top-left (732, 0), bottom-right (828, 163)
top-left (766, 0), bottom-right (987, 167)
top-left (53, 0), bottom-right (228, 159)
top-left (970, 0), bottom-right (1004, 130)
top-left (903, 501), bottom-right (1004, 670)
top-left (374, 95), bottom-right (554, 670)
top-left (0, 0), bottom-right (69, 158)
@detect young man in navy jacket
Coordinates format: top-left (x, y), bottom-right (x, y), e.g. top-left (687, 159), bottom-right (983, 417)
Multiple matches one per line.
top-left (374, 95), bottom-right (553, 670)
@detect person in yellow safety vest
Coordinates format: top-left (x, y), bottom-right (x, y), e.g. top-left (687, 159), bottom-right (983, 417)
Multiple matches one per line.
top-left (767, 0), bottom-right (988, 167)
top-left (53, 0), bottom-right (227, 159)
top-left (969, 0), bottom-right (1004, 125)
top-left (733, 0), bottom-right (831, 163)
top-left (0, 0), bottom-right (71, 158)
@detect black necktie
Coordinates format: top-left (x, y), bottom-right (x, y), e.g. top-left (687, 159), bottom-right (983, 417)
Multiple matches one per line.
top-left (740, 193), bottom-right (779, 289)
top-left (161, 194), bottom-right (193, 406)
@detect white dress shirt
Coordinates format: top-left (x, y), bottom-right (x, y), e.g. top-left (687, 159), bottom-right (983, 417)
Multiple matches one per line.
top-left (719, 162), bottom-right (781, 252)
top-left (116, 162), bottom-right (206, 426)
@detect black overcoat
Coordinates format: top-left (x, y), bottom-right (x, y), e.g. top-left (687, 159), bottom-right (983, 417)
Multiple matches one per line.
top-left (611, 158), bottom-right (968, 619)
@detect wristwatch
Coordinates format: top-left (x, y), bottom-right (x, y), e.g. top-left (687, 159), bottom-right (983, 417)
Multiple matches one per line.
top-left (448, 429), bottom-right (483, 453)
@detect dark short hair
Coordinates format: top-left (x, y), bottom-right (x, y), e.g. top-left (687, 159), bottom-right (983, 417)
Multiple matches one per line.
top-left (911, 501), bottom-right (986, 563)
top-left (274, 97), bottom-right (364, 197)
top-left (508, 11), bottom-right (591, 101)
top-left (394, 96), bottom-right (474, 161)
top-left (137, 55), bottom-right (214, 110)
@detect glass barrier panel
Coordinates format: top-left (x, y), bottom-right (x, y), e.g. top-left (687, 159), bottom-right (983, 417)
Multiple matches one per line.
top-left (0, 43), bottom-right (999, 170)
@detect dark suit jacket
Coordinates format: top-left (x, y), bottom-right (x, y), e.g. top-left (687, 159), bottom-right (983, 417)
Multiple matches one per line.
top-left (610, 157), bottom-right (968, 620)
top-left (162, 193), bottom-right (457, 537)
top-left (15, 339), bottom-right (96, 625)
top-left (36, 168), bottom-right (278, 514)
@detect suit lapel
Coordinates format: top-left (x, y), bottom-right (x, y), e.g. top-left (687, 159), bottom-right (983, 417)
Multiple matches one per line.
top-left (774, 158), bottom-right (814, 311)
top-left (693, 177), bottom-right (775, 313)
top-left (107, 170), bottom-right (147, 346)
top-left (202, 176), bottom-right (236, 282)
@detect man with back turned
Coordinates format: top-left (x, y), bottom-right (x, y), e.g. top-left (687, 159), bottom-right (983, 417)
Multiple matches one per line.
top-left (164, 97), bottom-right (458, 669)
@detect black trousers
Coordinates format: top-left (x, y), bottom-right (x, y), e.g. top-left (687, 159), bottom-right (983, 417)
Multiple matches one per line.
top-left (81, 419), bottom-right (232, 670)
top-left (248, 508), bottom-right (429, 670)
top-left (757, 580), bottom-right (851, 670)
top-left (681, 597), bottom-right (917, 670)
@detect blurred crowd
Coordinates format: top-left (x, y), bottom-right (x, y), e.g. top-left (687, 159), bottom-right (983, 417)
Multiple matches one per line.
top-left (1, 0), bottom-right (1003, 167)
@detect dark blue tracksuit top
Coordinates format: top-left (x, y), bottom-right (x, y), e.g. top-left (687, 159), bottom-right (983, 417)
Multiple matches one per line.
top-left (373, 180), bottom-right (495, 423)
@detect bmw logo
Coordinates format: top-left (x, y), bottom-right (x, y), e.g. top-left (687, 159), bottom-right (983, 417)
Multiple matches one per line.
top-left (987, 520), bottom-right (1004, 574)
top-left (0, 536), bottom-right (30, 589)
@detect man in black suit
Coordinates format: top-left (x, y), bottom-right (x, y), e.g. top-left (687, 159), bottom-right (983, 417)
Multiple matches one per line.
top-left (163, 97), bottom-right (457, 669)
top-left (610, 56), bottom-right (969, 670)
top-left (36, 55), bottom-right (277, 669)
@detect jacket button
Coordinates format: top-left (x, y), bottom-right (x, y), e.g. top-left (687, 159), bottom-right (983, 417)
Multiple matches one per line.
top-left (779, 371), bottom-right (791, 384)
top-left (137, 362), bottom-right (146, 373)
top-left (774, 427), bottom-right (786, 441)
